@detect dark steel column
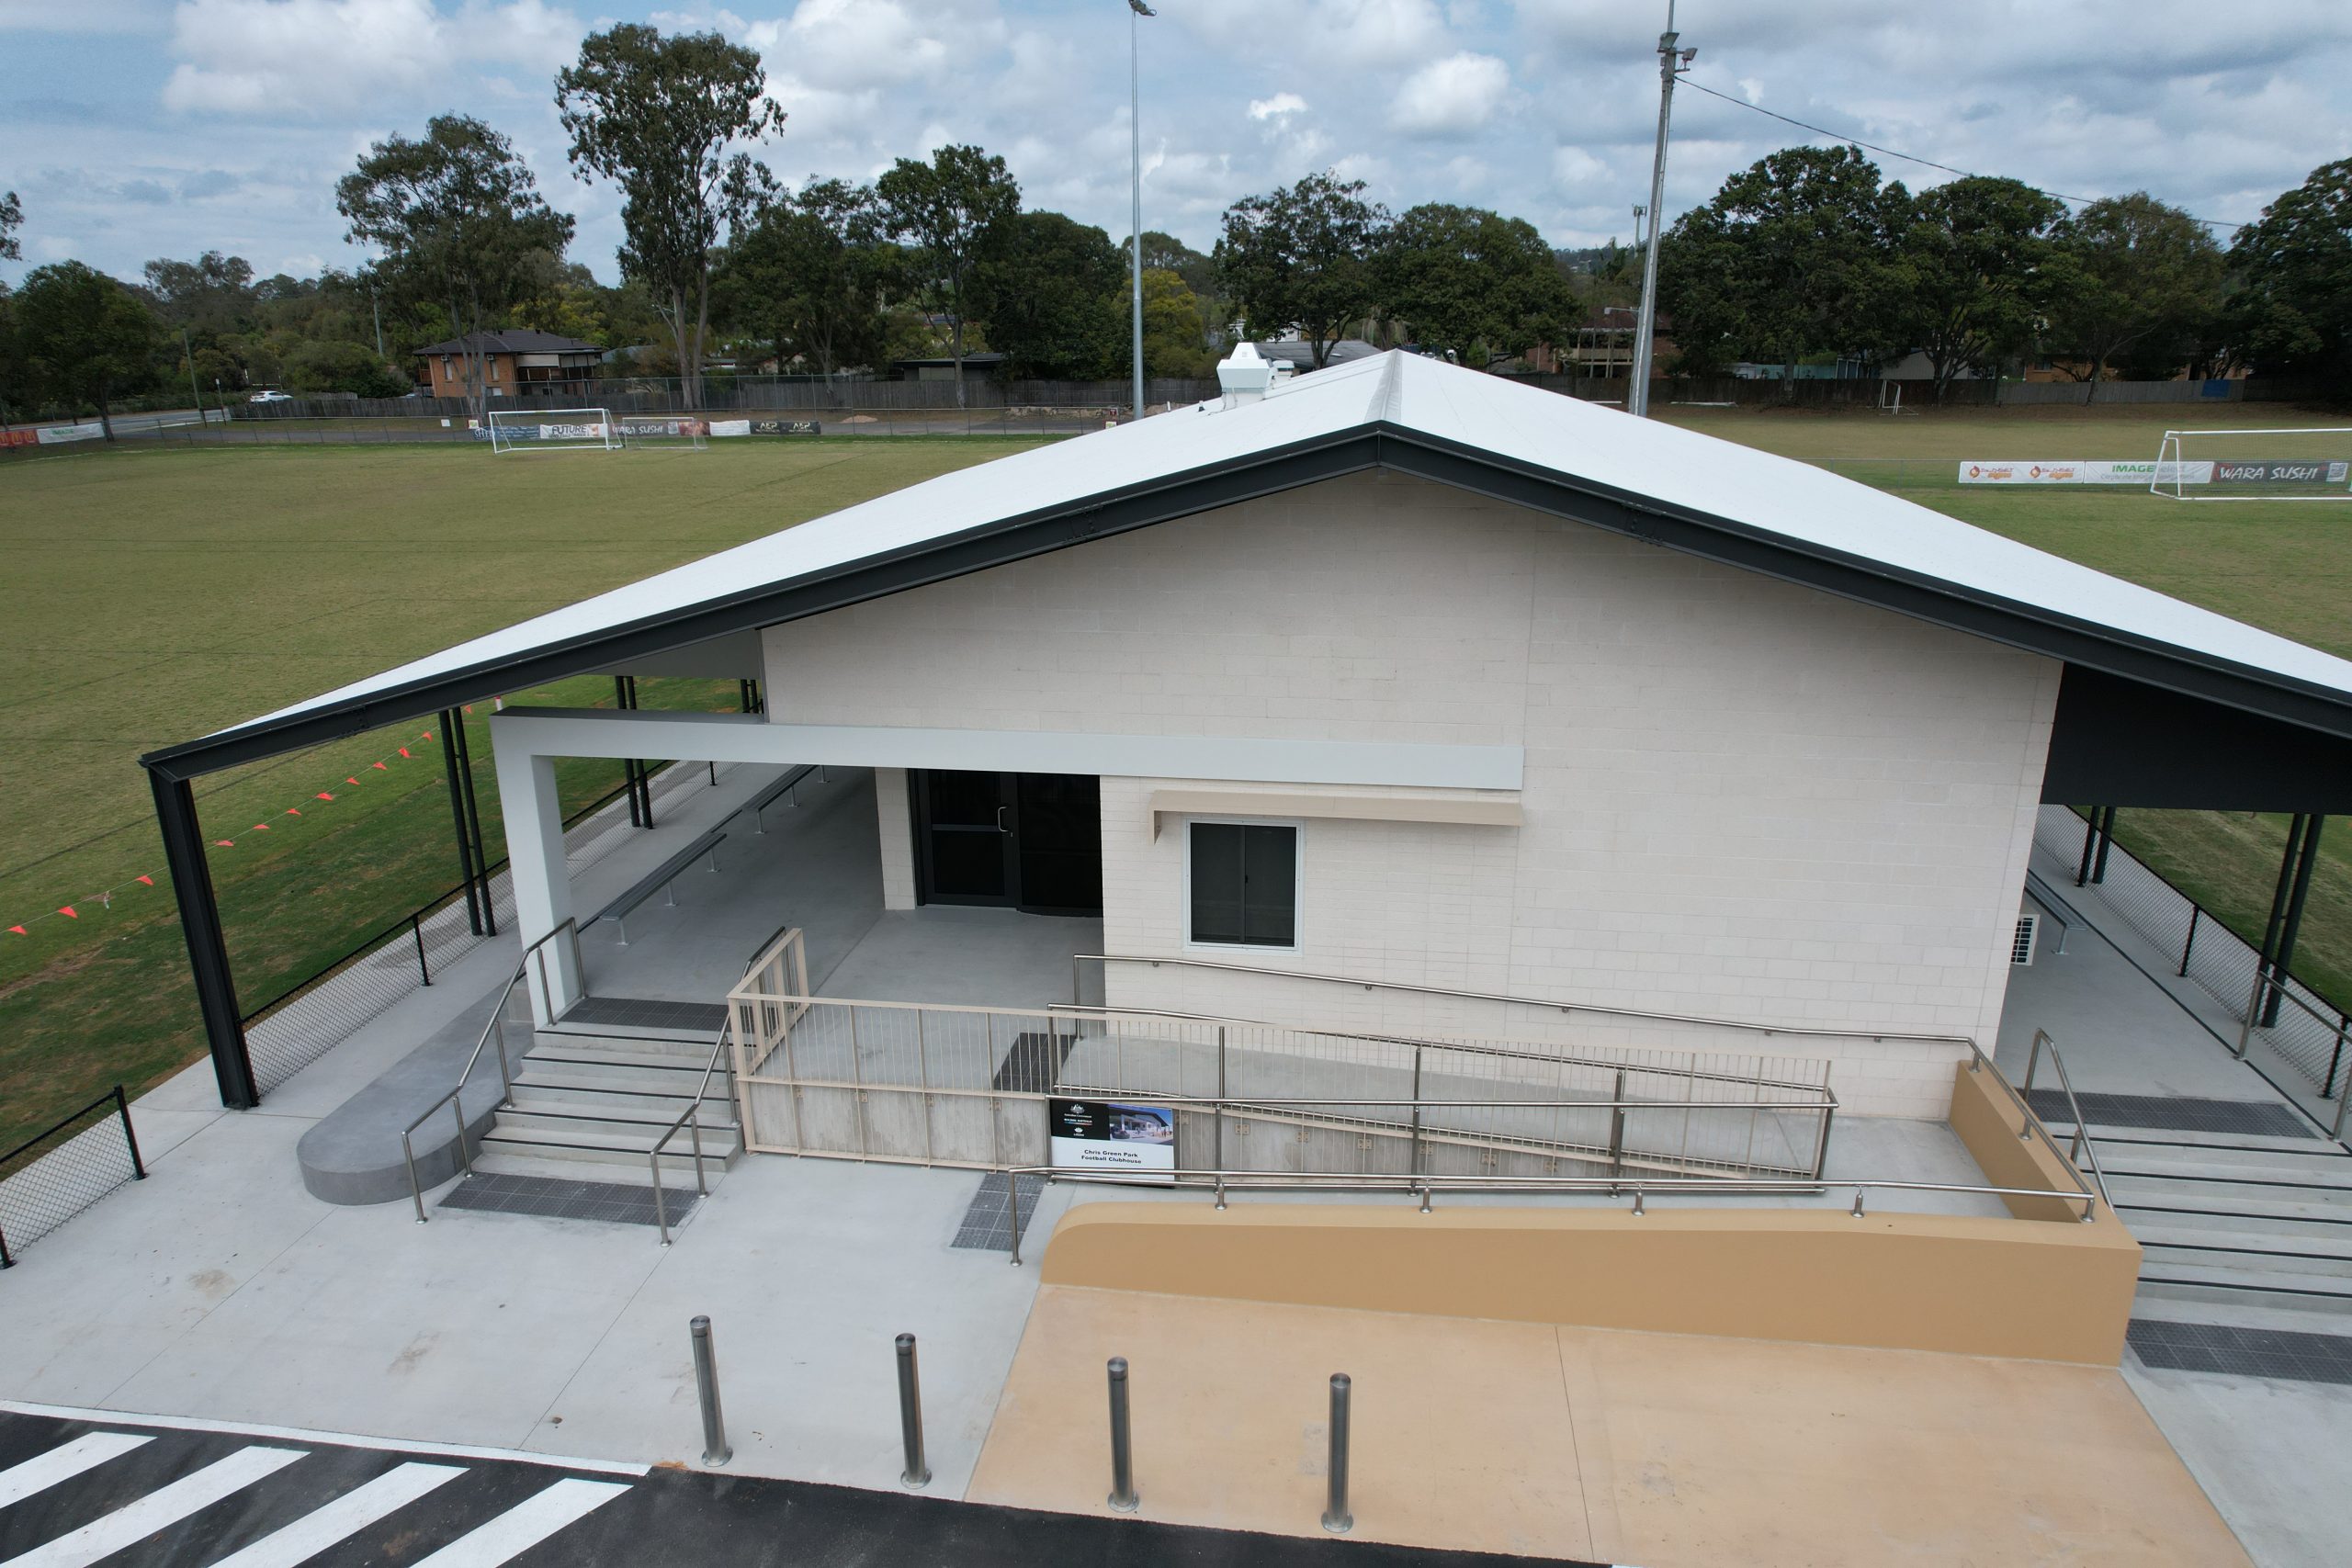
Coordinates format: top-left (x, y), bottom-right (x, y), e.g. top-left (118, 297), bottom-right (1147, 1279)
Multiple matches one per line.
top-left (148, 768), bottom-right (257, 1109)
top-left (616, 676), bottom-right (643, 828)
top-left (2267, 815), bottom-right (2325, 1026)
top-left (451, 708), bottom-right (495, 935)
top-left (2090, 806), bottom-right (2118, 884)
top-left (440, 708), bottom-right (483, 935)
top-left (2075, 807), bottom-right (2101, 886)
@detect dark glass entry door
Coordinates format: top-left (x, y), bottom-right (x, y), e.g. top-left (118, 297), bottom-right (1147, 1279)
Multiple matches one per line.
top-left (912, 771), bottom-right (1102, 914)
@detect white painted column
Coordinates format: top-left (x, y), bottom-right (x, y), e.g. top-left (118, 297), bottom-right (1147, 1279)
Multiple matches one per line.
top-left (875, 767), bottom-right (917, 910)
top-left (492, 735), bottom-right (581, 1024)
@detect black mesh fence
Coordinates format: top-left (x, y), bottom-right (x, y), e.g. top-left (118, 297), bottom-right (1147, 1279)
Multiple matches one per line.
top-left (242, 760), bottom-right (706, 1095)
top-left (0, 1088), bottom-right (144, 1266)
top-left (2032, 806), bottom-right (2352, 1095)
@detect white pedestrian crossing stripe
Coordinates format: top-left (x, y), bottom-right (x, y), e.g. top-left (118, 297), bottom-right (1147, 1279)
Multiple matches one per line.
top-left (202, 1461), bottom-right (466, 1568)
top-left (406, 1478), bottom-right (633, 1568)
top-left (1, 1445), bottom-right (306, 1568)
top-left (0, 1434), bottom-right (153, 1513)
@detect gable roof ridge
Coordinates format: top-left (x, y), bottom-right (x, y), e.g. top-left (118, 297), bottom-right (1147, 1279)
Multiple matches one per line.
top-left (1371, 349), bottom-right (1406, 425)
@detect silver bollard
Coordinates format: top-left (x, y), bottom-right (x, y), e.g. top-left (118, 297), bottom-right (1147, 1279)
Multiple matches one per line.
top-left (1321, 1372), bottom-right (1353, 1534)
top-left (1106, 1356), bottom-right (1139, 1512)
top-left (896, 1333), bottom-right (931, 1489)
top-left (690, 1315), bottom-right (731, 1467)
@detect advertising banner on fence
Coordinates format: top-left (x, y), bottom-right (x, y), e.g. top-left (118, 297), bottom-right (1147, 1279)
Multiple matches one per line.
top-left (2212, 459), bottom-right (2349, 485)
top-left (1959, 459), bottom-right (2215, 485)
top-left (1049, 1098), bottom-right (1177, 1184)
top-left (747, 419), bottom-right (822, 435)
top-left (34, 422), bottom-right (107, 446)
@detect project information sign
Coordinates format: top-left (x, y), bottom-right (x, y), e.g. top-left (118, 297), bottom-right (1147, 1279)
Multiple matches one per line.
top-left (1049, 1099), bottom-right (1177, 1184)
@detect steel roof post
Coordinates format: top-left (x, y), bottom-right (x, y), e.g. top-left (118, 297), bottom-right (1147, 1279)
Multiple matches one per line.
top-left (148, 767), bottom-right (257, 1109)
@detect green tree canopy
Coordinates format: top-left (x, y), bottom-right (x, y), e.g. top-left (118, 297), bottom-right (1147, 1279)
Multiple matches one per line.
top-left (282, 339), bottom-right (409, 397)
top-left (2043, 193), bottom-right (2225, 393)
top-left (14, 261), bottom-right (160, 437)
top-left (1214, 171), bottom-right (1389, 368)
top-left (141, 252), bottom-right (259, 336)
top-left (2230, 159), bottom-right (2352, 380)
top-left (972, 210), bottom-right (1125, 380)
top-left (1375, 203), bottom-right (1568, 367)
top-left (718, 177), bottom-right (892, 380)
top-left (557, 24), bottom-right (785, 407)
top-left (876, 144), bottom-right (1021, 402)
top-left (1141, 267), bottom-right (1214, 378)
top-left (1137, 230), bottom-right (1214, 296)
top-left (1894, 176), bottom-right (2066, 398)
top-left (1657, 144), bottom-right (1909, 381)
top-left (335, 114), bottom-right (573, 416)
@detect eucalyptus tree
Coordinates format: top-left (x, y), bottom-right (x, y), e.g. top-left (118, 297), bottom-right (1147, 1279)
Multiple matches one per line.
top-left (557, 24), bottom-right (786, 409)
top-left (335, 115), bottom-right (573, 417)
top-left (1214, 172), bottom-right (1389, 368)
top-left (876, 144), bottom-right (1022, 404)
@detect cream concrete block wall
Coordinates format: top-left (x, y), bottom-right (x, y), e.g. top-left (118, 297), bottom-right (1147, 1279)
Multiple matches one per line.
top-left (874, 767), bottom-right (917, 910)
top-left (763, 472), bottom-right (2058, 1118)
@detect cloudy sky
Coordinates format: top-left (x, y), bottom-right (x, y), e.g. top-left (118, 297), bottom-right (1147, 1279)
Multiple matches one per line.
top-left (3, 0), bottom-right (2348, 287)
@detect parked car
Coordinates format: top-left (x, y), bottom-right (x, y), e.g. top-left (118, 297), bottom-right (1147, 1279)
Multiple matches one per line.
top-left (248, 389), bottom-right (292, 404)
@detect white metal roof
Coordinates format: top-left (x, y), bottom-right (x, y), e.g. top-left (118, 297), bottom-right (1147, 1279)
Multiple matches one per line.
top-left (224, 350), bottom-right (2352, 740)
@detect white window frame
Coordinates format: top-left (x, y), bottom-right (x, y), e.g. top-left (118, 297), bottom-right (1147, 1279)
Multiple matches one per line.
top-left (1182, 816), bottom-right (1305, 954)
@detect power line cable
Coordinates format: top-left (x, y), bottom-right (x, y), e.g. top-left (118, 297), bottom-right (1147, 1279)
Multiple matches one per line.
top-left (1678, 77), bottom-right (2246, 231)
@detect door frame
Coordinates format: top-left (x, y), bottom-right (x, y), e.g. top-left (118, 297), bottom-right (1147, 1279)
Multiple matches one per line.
top-left (909, 769), bottom-right (1102, 915)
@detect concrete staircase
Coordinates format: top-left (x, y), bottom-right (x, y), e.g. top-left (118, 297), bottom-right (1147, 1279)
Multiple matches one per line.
top-left (2060, 1122), bottom-right (2352, 1315)
top-left (471, 1028), bottom-right (740, 1184)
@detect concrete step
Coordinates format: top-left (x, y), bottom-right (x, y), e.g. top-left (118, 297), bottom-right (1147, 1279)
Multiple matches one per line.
top-left (2136, 1262), bottom-right (2352, 1314)
top-left (478, 1122), bottom-right (734, 1175)
top-left (2074, 1127), bottom-right (2347, 1159)
top-left (509, 1066), bottom-right (731, 1113)
top-left (2131, 1225), bottom-right (2352, 1278)
top-left (2102, 1157), bottom-right (2352, 1200)
top-left (2116, 1192), bottom-right (2352, 1237)
top-left (530, 1029), bottom-right (713, 1065)
top-left (498, 1100), bottom-right (740, 1145)
top-left (465, 1149), bottom-right (723, 1190)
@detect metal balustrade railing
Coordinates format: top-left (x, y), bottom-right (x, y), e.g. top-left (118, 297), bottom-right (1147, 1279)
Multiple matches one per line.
top-left (0, 1086), bottom-right (146, 1267)
top-left (2032, 804), bottom-right (2352, 1106)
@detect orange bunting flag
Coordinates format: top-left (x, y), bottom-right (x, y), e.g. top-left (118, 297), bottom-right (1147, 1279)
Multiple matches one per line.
top-left (421, 730), bottom-right (434, 742)
top-left (316, 793), bottom-right (334, 801)
top-left (346, 777), bottom-right (360, 785)
top-left (463, 705), bottom-right (473, 715)
top-left (214, 840), bottom-right (233, 848)
top-left (58, 906), bottom-right (77, 919)
top-left (137, 874), bottom-right (154, 886)
top-left (7, 925), bottom-right (24, 936)
top-left (286, 807), bottom-right (301, 817)
top-left (254, 823), bottom-right (269, 831)
top-left (371, 761), bottom-right (388, 771)
top-left (399, 747), bottom-right (412, 759)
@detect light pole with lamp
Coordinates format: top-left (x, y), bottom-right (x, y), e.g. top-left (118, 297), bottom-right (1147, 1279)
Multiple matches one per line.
top-left (1126, 0), bottom-right (1155, 423)
top-left (1627, 1), bottom-right (1694, 418)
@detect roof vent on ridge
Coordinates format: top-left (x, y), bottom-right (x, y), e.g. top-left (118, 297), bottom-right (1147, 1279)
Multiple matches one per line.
top-left (1216, 341), bottom-right (1276, 409)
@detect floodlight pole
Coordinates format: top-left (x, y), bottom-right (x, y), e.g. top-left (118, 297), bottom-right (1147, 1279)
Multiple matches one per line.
top-left (1628, 2), bottom-right (1692, 419)
top-left (1129, 1), bottom-right (1156, 423)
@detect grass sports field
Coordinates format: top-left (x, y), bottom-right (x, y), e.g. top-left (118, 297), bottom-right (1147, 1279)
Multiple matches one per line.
top-left (4, 402), bottom-right (2349, 1149)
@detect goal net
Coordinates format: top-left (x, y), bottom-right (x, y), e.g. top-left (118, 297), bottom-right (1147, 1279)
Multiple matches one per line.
top-left (616, 417), bottom-right (710, 452)
top-left (2151, 427), bottom-right (2352, 502)
top-left (485, 407), bottom-right (618, 454)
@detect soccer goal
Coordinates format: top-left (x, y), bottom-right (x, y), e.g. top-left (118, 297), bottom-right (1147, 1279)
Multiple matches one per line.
top-left (2151, 427), bottom-right (2352, 502)
top-left (485, 408), bottom-right (618, 454)
top-left (616, 417), bottom-right (710, 452)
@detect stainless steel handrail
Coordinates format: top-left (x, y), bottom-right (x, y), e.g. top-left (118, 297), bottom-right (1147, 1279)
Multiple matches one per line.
top-left (1045, 1001), bottom-right (1838, 1097)
top-left (1076, 952), bottom-right (1975, 1047)
top-left (1967, 1041), bottom-right (2103, 1221)
top-left (401, 918), bottom-right (581, 1224)
top-left (648, 1015), bottom-right (734, 1245)
top-left (1001, 1164), bottom-right (2101, 1264)
top-left (2021, 1030), bottom-right (2113, 1213)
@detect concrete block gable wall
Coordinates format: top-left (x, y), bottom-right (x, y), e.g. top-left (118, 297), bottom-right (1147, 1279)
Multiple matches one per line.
top-left (762, 472), bottom-right (2060, 1117)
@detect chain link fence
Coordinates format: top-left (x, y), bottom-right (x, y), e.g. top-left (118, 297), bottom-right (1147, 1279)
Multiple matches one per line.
top-left (2032, 804), bottom-right (2350, 1094)
top-left (0, 1087), bottom-right (145, 1266)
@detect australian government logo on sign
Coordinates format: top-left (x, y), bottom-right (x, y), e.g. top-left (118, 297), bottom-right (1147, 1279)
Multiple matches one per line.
top-left (1049, 1098), bottom-right (1178, 1185)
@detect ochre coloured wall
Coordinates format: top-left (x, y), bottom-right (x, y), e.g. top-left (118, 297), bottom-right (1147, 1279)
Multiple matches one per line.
top-left (1041, 1168), bottom-right (2140, 1364)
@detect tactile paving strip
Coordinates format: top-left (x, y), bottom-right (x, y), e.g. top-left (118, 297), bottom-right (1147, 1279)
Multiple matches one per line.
top-left (951, 1172), bottom-right (1045, 1252)
top-left (2027, 1089), bottom-right (2314, 1139)
top-left (439, 1170), bottom-right (701, 1228)
top-left (565, 996), bottom-right (729, 1033)
top-left (2129, 1317), bottom-right (2352, 1384)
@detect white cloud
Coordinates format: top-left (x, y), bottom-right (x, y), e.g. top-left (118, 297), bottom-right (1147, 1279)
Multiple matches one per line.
top-left (1390, 51), bottom-right (1508, 136)
top-left (1551, 145), bottom-right (1606, 188)
top-left (1250, 92), bottom-right (1307, 120)
top-left (161, 0), bottom-right (581, 117)
top-left (1175, 0), bottom-right (1448, 72)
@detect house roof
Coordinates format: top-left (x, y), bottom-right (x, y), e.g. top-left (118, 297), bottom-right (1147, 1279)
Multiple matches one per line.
top-left (144, 349), bottom-right (2352, 780)
top-left (413, 331), bottom-right (604, 356)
